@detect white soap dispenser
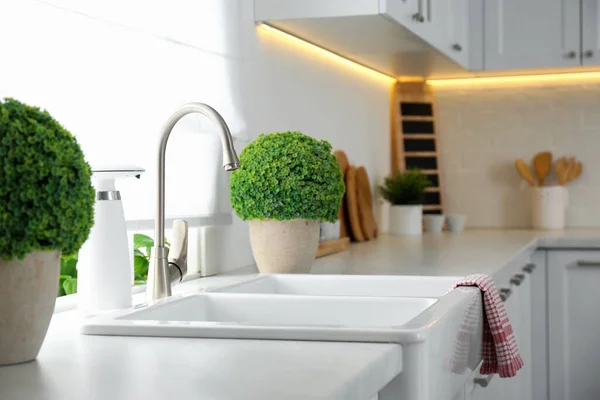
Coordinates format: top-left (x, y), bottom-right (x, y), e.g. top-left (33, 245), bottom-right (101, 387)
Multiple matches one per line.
top-left (78, 166), bottom-right (144, 314)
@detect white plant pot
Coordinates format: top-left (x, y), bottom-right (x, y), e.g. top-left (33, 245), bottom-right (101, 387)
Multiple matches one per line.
top-left (531, 186), bottom-right (569, 230)
top-left (390, 205), bottom-right (423, 236)
top-left (0, 251), bottom-right (60, 366)
top-left (249, 219), bottom-right (320, 273)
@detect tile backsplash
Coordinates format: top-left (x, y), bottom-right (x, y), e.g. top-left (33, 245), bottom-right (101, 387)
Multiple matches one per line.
top-left (435, 82), bottom-right (600, 228)
top-left (0, 0), bottom-right (391, 275)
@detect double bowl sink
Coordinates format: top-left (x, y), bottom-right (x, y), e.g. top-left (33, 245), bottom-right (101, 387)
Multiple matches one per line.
top-left (81, 274), bottom-right (484, 399)
top-left (81, 274), bottom-right (477, 343)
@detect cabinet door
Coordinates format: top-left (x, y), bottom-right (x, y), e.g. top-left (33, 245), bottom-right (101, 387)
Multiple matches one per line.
top-left (469, 281), bottom-right (520, 400)
top-left (582, 0), bottom-right (600, 65)
top-left (485, 0), bottom-right (580, 70)
top-left (529, 252), bottom-right (548, 400)
top-left (384, 0), bottom-right (482, 69)
top-left (518, 270), bottom-right (533, 399)
top-left (548, 250), bottom-right (600, 400)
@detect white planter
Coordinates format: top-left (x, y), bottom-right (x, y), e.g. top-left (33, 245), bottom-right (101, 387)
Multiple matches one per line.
top-left (531, 186), bottom-right (569, 230)
top-left (249, 219), bottom-right (320, 273)
top-left (390, 205), bottom-right (423, 236)
top-left (424, 215), bottom-right (445, 233)
top-left (0, 251), bottom-right (60, 366)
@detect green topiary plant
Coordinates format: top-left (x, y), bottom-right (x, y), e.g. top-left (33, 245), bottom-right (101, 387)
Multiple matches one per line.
top-left (0, 98), bottom-right (95, 261)
top-left (230, 131), bottom-right (345, 222)
top-left (379, 169), bottom-right (431, 205)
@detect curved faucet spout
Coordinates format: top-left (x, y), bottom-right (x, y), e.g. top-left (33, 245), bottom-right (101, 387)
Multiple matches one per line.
top-left (147, 103), bottom-right (240, 301)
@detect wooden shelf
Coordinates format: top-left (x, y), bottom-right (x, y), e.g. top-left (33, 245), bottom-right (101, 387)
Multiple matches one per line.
top-left (402, 134), bottom-right (436, 139)
top-left (421, 169), bottom-right (439, 174)
top-left (404, 151), bottom-right (437, 157)
top-left (423, 205), bottom-right (443, 211)
top-left (401, 116), bottom-right (434, 121)
top-left (425, 187), bottom-right (440, 192)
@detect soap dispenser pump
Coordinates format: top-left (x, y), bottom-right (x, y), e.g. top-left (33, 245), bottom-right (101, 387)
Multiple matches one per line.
top-left (78, 166), bottom-right (144, 314)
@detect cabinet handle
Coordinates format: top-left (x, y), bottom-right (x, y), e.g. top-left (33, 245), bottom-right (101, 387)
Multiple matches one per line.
top-left (474, 374), bottom-right (494, 387)
top-left (412, 13), bottom-right (425, 22)
top-left (576, 260), bottom-right (600, 267)
top-left (412, 0), bottom-right (425, 23)
top-left (585, 50), bottom-right (594, 58)
top-left (523, 263), bottom-right (535, 273)
top-left (452, 43), bottom-right (463, 51)
top-left (510, 273), bottom-right (525, 286)
top-left (426, 0), bottom-right (431, 21)
top-left (565, 51), bottom-right (577, 59)
top-left (499, 288), bottom-right (512, 302)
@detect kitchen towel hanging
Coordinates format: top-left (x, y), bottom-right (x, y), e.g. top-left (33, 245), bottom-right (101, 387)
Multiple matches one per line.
top-left (450, 274), bottom-right (524, 378)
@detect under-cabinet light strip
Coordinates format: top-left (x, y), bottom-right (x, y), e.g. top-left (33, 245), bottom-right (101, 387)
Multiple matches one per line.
top-left (427, 71), bottom-right (600, 87)
top-left (258, 23), bottom-right (600, 87)
top-left (257, 23), bottom-right (400, 84)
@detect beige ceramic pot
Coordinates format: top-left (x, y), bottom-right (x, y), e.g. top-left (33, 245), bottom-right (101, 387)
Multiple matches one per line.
top-left (0, 250), bottom-right (60, 365)
top-left (249, 219), bottom-right (320, 273)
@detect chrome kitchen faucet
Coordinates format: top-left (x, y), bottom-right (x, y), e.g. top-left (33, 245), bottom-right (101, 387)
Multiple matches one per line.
top-left (146, 103), bottom-right (240, 301)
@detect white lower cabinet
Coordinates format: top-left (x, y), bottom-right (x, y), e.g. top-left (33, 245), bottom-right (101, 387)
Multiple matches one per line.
top-left (548, 250), bottom-right (600, 400)
top-left (465, 257), bottom-right (536, 400)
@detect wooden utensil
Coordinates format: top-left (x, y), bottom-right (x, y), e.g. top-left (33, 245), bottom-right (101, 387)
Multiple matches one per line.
top-left (533, 151), bottom-right (552, 186)
top-left (355, 166), bottom-right (377, 240)
top-left (515, 159), bottom-right (536, 186)
top-left (569, 161), bottom-right (583, 182)
top-left (345, 165), bottom-right (365, 241)
top-left (333, 150), bottom-right (350, 238)
top-left (562, 156), bottom-right (576, 184)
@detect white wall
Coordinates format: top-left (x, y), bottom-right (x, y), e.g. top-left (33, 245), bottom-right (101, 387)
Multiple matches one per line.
top-left (435, 81), bottom-right (600, 228)
top-left (0, 0), bottom-right (391, 274)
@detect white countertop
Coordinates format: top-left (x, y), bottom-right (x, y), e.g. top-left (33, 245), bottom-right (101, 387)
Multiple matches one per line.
top-left (312, 229), bottom-right (600, 277)
top-left (3, 229), bottom-right (600, 400)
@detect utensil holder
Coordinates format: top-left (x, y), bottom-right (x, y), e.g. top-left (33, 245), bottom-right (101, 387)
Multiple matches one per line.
top-left (531, 186), bottom-right (568, 230)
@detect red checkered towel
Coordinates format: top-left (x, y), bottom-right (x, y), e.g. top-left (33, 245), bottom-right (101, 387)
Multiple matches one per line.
top-left (451, 274), bottom-right (524, 378)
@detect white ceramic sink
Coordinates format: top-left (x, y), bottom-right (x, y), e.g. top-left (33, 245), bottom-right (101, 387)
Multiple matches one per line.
top-left (82, 293), bottom-right (438, 342)
top-left (213, 274), bottom-right (462, 298)
top-left (81, 274), bottom-right (483, 400)
top-left (81, 274), bottom-right (476, 344)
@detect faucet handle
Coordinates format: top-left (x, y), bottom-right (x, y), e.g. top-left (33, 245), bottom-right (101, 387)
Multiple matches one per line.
top-left (168, 219), bottom-right (188, 284)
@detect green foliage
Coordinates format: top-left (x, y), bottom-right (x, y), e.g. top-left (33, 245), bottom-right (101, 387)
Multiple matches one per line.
top-left (379, 169), bottom-right (431, 205)
top-left (56, 234), bottom-right (170, 296)
top-left (58, 253), bottom-right (78, 297)
top-left (132, 233), bottom-right (169, 285)
top-left (0, 98), bottom-right (95, 261)
top-left (229, 132), bottom-right (345, 222)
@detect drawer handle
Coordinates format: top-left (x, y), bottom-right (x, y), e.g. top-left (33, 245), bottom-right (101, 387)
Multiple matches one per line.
top-left (522, 263), bottom-right (535, 273)
top-left (474, 374), bottom-right (494, 387)
top-left (510, 273), bottom-right (525, 286)
top-left (576, 260), bottom-right (600, 267)
top-left (499, 288), bottom-right (512, 302)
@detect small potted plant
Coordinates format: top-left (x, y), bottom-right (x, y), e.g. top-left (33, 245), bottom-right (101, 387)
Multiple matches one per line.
top-left (0, 98), bottom-right (95, 365)
top-left (379, 169), bottom-right (431, 236)
top-left (230, 132), bottom-right (344, 273)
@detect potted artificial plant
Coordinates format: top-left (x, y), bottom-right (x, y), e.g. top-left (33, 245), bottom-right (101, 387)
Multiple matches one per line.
top-left (380, 169), bottom-right (431, 236)
top-left (230, 132), bottom-right (344, 273)
top-left (0, 98), bottom-right (94, 365)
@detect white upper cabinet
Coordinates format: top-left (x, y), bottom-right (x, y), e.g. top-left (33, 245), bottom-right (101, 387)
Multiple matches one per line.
top-left (484, 0), bottom-right (580, 70)
top-left (582, 0), bottom-right (600, 65)
top-left (382, 0), bottom-right (483, 70)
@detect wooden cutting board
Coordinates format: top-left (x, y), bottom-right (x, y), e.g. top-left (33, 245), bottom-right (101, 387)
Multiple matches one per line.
top-left (355, 166), bottom-right (377, 239)
top-left (334, 150), bottom-right (350, 238)
top-left (345, 165), bottom-right (365, 241)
